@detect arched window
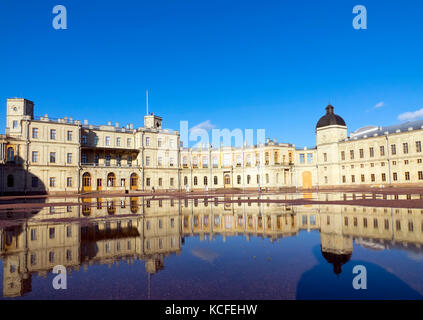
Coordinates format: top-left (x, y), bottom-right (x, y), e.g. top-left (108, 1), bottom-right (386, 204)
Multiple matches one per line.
top-left (7, 175), bottom-right (14, 187)
top-left (6, 147), bottom-right (14, 162)
top-left (184, 176), bottom-right (188, 185)
top-left (107, 173), bottom-right (116, 187)
top-left (214, 176), bottom-right (218, 185)
top-left (204, 176), bottom-right (208, 186)
top-left (194, 176), bottom-right (198, 185)
top-left (130, 173), bottom-right (138, 190)
top-left (237, 175), bottom-right (241, 184)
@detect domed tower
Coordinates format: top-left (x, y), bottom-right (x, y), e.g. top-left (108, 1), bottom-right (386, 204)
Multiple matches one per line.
top-left (315, 105), bottom-right (347, 186)
top-left (316, 105), bottom-right (347, 145)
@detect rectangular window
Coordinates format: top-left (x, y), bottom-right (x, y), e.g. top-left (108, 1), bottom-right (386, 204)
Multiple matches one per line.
top-left (81, 153), bottom-right (87, 164)
top-left (32, 177), bottom-right (38, 188)
top-left (403, 143), bottom-right (409, 154)
top-left (405, 172), bottom-right (410, 181)
top-left (13, 120), bottom-right (18, 128)
top-left (307, 153), bottom-right (313, 163)
top-left (32, 128), bottom-right (39, 138)
top-left (369, 147), bottom-right (374, 158)
top-left (418, 171), bottom-right (423, 180)
top-left (341, 151), bottom-right (345, 161)
top-left (416, 141), bottom-right (422, 153)
top-left (350, 150), bottom-right (354, 160)
top-left (391, 144), bottom-right (396, 155)
top-left (361, 174), bottom-right (365, 182)
top-left (116, 137), bottom-right (121, 146)
top-left (49, 177), bottom-right (56, 187)
top-left (323, 153), bottom-right (327, 162)
top-left (32, 151), bottom-right (38, 163)
top-left (105, 154), bottom-right (111, 166)
top-left (67, 177), bottom-right (72, 187)
top-left (146, 178), bottom-right (150, 186)
top-left (49, 228), bottom-right (55, 239)
top-left (145, 137), bottom-right (150, 146)
top-left (127, 138), bottom-right (131, 147)
top-left (158, 138), bottom-right (162, 147)
top-left (50, 152), bottom-right (56, 163)
top-left (146, 156), bottom-right (150, 166)
top-left (359, 149), bottom-right (364, 158)
top-left (299, 154), bottom-right (305, 164)
top-left (371, 174), bottom-right (375, 182)
top-left (67, 131), bottom-right (73, 141)
top-left (31, 229), bottom-right (37, 241)
top-left (105, 136), bottom-right (110, 146)
top-left (393, 172), bottom-right (398, 181)
top-left (158, 156), bottom-right (163, 166)
top-left (50, 129), bottom-right (56, 140)
top-left (380, 146), bottom-right (385, 156)
top-left (94, 136), bottom-right (98, 145)
top-left (351, 175), bottom-right (355, 183)
top-left (382, 173), bottom-right (386, 182)
top-left (67, 153), bottom-right (72, 164)
top-left (127, 156), bottom-right (132, 167)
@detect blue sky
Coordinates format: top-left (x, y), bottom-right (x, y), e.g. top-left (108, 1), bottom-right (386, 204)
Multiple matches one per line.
top-left (0, 0), bottom-right (422, 147)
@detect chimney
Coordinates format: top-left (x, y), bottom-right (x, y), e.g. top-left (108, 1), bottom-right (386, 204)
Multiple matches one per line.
top-left (69, 117), bottom-right (73, 123)
top-left (126, 124), bottom-right (129, 129)
top-left (130, 123), bottom-right (133, 129)
top-left (108, 121), bottom-right (111, 126)
top-left (115, 122), bottom-right (119, 128)
top-left (84, 119), bottom-right (88, 125)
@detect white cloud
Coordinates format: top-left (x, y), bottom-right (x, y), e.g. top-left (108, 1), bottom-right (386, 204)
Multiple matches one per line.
top-left (373, 101), bottom-right (384, 109)
top-left (398, 108), bottom-right (423, 121)
top-left (190, 120), bottom-right (216, 134)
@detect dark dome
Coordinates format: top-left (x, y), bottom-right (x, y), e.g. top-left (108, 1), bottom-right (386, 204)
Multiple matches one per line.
top-left (316, 105), bottom-right (346, 129)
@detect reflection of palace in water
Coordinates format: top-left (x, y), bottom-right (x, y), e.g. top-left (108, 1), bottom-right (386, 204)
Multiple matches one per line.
top-left (1, 192), bottom-right (423, 297)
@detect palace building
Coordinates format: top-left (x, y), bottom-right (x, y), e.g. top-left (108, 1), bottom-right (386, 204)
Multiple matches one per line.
top-left (1, 98), bottom-right (423, 194)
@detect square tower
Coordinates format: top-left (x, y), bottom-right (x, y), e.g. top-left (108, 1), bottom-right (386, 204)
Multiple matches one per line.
top-left (6, 98), bottom-right (34, 136)
top-left (144, 114), bottom-right (162, 130)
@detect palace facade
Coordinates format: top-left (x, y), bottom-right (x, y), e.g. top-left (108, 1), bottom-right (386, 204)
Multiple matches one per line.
top-left (1, 98), bottom-right (423, 194)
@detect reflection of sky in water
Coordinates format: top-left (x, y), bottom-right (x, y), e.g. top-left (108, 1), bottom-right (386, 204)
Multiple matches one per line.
top-left (1, 193), bottom-right (423, 300)
top-left (1, 229), bottom-right (422, 300)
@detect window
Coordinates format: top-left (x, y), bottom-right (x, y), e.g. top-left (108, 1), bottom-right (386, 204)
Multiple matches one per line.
top-left (50, 129), bottom-right (56, 140)
top-left (145, 156), bottom-right (150, 166)
top-left (204, 176), bottom-right (208, 185)
top-left (184, 176), bottom-right (188, 185)
top-left (351, 175), bottom-right (355, 183)
top-left (350, 150), bottom-right (354, 160)
top-left (82, 153), bottom-right (87, 164)
top-left (31, 229), bottom-right (37, 241)
top-left (417, 141), bottom-right (422, 153)
top-left (105, 154), bottom-right (111, 166)
top-left (213, 157), bottom-right (218, 168)
top-left (237, 175), bottom-right (241, 184)
top-left (405, 172), bottom-right (410, 181)
top-left (158, 138), bottom-right (162, 147)
top-left (158, 156), bottom-right (163, 166)
top-left (67, 153), bottom-right (72, 164)
top-left (194, 176), bottom-right (198, 185)
top-left (67, 131), bottom-right (73, 141)
top-left (116, 155), bottom-right (121, 166)
top-left (380, 146), bottom-right (385, 156)
top-left (382, 173), bottom-right (386, 182)
top-left (158, 178), bottom-right (162, 186)
top-left (323, 153), bottom-right (327, 162)
top-left (67, 177), bottom-right (72, 187)
top-left (107, 173), bottom-right (116, 187)
top-left (361, 174), bottom-right (365, 183)
top-left (393, 172), bottom-right (398, 181)
top-left (342, 176), bottom-right (346, 183)
top-left (7, 175), bottom-right (14, 187)
top-left (307, 153), bottom-right (313, 163)
top-left (32, 128), bottom-right (39, 138)
top-left (49, 177), bottom-right (56, 187)
top-left (169, 139), bottom-right (174, 148)
top-left (371, 174), bottom-right (375, 182)
top-left (369, 147), bottom-right (374, 158)
top-left (50, 152), bottom-right (56, 163)
top-left (170, 178), bottom-right (174, 186)
top-left (94, 153), bottom-right (99, 165)
top-left (32, 151), bottom-right (38, 163)
top-left (299, 154), bottom-right (305, 164)
top-left (214, 176), bottom-right (218, 185)
top-left (403, 143), bottom-right (409, 154)
top-left (391, 144), bottom-right (396, 155)
top-left (12, 120), bottom-right (18, 128)
top-left (6, 147), bottom-right (14, 162)
top-left (82, 135), bottom-right (87, 144)
top-left (182, 156), bottom-right (188, 166)
top-left (94, 136), bottom-right (98, 145)
top-left (32, 177), bottom-right (38, 188)
top-left (203, 156), bottom-right (208, 167)
top-left (146, 178), bottom-right (150, 186)
top-left (418, 171), bottom-right (423, 180)
top-left (127, 138), bottom-right (131, 147)
top-left (127, 156), bottom-right (132, 167)
top-left (105, 136), bottom-right (110, 146)
top-left (145, 137), bottom-right (150, 146)
top-left (341, 151), bottom-right (345, 161)
top-left (116, 137), bottom-right (121, 146)
top-left (359, 149), bottom-right (364, 158)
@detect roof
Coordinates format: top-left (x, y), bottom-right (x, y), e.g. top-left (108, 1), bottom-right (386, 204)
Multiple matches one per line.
top-left (316, 105), bottom-right (346, 129)
top-left (349, 119), bottom-right (423, 140)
